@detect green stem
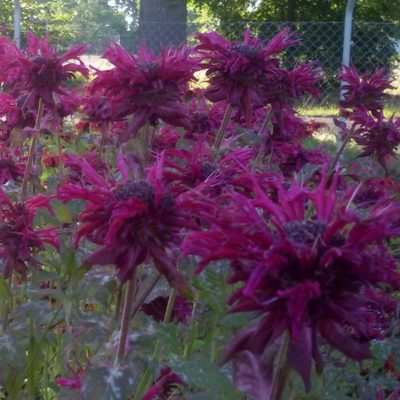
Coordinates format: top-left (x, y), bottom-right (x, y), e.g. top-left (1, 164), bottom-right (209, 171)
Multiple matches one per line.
top-left (163, 288), bottom-right (177, 324)
top-left (270, 332), bottom-right (290, 400)
top-left (255, 106), bottom-right (272, 165)
top-left (213, 104), bottom-right (233, 153)
top-left (21, 99), bottom-right (44, 201)
top-left (327, 123), bottom-right (356, 183)
top-left (1, 275), bottom-right (12, 332)
top-left (130, 273), bottom-right (161, 319)
top-left (115, 270), bottom-right (137, 365)
top-left (113, 285), bottom-right (123, 321)
top-left (57, 135), bottom-right (64, 179)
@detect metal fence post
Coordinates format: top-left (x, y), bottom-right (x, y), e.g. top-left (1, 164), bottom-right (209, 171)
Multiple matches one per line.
top-left (337, 0), bottom-right (356, 151)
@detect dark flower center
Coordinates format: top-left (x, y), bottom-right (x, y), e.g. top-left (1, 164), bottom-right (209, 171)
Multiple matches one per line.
top-left (283, 220), bottom-right (325, 245)
top-left (114, 181), bottom-right (155, 207)
top-left (137, 61), bottom-right (160, 78)
top-left (200, 162), bottom-right (215, 180)
top-left (230, 44), bottom-right (260, 59)
top-left (0, 159), bottom-right (16, 171)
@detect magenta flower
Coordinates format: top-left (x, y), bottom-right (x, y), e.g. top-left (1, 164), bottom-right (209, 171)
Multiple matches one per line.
top-left (373, 387), bottom-right (399, 400)
top-left (56, 361), bottom-right (85, 391)
top-left (58, 153), bottom-right (197, 288)
top-left (0, 190), bottom-right (58, 277)
top-left (164, 141), bottom-right (255, 195)
top-left (0, 32), bottom-right (88, 111)
top-left (0, 157), bottom-right (25, 184)
top-left (63, 150), bottom-right (108, 185)
top-left (351, 108), bottom-right (400, 172)
top-left (268, 141), bottom-right (328, 175)
top-left (262, 62), bottom-right (322, 106)
top-left (340, 66), bottom-right (394, 112)
top-left (195, 28), bottom-right (297, 122)
top-left (89, 43), bottom-right (199, 142)
top-left (142, 367), bottom-right (185, 400)
top-left (0, 92), bottom-right (36, 141)
top-left (354, 176), bottom-right (400, 208)
top-left (183, 171), bottom-right (400, 393)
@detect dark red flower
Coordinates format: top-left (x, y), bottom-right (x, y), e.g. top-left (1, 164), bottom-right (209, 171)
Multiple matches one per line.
top-left (42, 149), bottom-right (62, 168)
top-left (0, 190), bottom-right (58, 277)
top-left (142, 367), bottom-right (185, 400)
top-left (0, 32), bottom-right (88, 111)
top-left (354, 177), bottom-right (400, 207)
top-left (373, 387), bottom-right (399, 400)
top-left (0, 148), bottom-right (25, 184)
top-left (196, 28), bottom-right (298, 122)
top-left (183, 171), bottom-right (400, 393)
top-left (339, 66), bottom-right (394, 111)
top-left (142, 295), bottom-right (192, 324)
top-left (89, 43), bottom-right (199, 142)
top-left (262, 62), bottom-right (322, 106)
top-left (58, 153), bottom-right (197, 289)
top-left (164, 140), bottom-right (255, 195)
top-left (267, 141), bottom-right (328, 175)
top-left (351, 108), bottom-right (400, 172)
top-left (0, 92), bottom-right (36, 141)
top-left (63, 150), bottom-right (108, 185)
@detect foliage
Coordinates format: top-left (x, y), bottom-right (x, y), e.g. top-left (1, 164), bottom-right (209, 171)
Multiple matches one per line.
top-left (0, 27), bottom-right (399, 400)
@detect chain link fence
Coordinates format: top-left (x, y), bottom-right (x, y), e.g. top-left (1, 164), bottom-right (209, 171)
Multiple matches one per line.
top-left (1, 20), bottom-right (399, 106)
top-left (123, 20), bottom-right (400, 106)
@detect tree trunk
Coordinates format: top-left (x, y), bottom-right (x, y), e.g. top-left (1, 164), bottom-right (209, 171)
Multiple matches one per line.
top-left (138, 0), bottom-right (187, 53)
top-left (13, 0), bottom-right (21, 48)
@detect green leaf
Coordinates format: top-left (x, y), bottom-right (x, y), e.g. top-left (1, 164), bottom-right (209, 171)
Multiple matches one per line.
top-left (81, 364), bottom-right (137, 400)
top-left (50, 199), bottom-right (73, 224)
top-left (168, 354), bottom-right (240, 399)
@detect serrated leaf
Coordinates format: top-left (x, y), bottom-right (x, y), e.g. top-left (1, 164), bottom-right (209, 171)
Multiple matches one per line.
top-left (168, 354), bottom-right (239, 399)
top-left (81, 364), bottom-right (136, 400)
top-left (0, 334), bottom-right (27, 370)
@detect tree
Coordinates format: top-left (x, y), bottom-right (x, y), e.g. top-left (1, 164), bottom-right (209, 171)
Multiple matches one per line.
top-left (138, 0), bottom-right (187, 52)
top-left (1, 0), bottom-right (127, 52)
top-left (189, 0), bottom-right (400, 94)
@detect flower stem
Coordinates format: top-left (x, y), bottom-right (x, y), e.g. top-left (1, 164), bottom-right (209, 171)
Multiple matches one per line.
top-left (113, 286), bottom-right (123, 321)
top-left (130, 272), bottom-right (161, 319)
top-left (327, 123), bottom-right (356, 183)
top-left (1, 275), bottom-right (12, 332)
top-left (270, 332), bottom-right (290, 400)
top-left (255, 106), bottom-right (272, 164)
top-left (163, 288), bottom-right (177, 323)
top-left (115, 270), bottom-right (137, 365)
top-left (213, 104), bottom-right (233, 153)
top-left (57, 135), bottom-right (64, 179)
top-left (21, 99), bottom-right (44, 201)
top-left (134, 286), bottom-right (178, 399)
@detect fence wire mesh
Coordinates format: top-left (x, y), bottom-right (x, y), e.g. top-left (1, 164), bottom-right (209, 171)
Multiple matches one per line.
top-left (1, 20), bottom-right (399, 106)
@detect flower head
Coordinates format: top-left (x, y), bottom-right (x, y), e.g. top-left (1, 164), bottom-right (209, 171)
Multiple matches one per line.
top-left (0, 32), bottom-right (88, 111)
top-left (352, 109), bottom-right (400, 172)
top-left (89, 43), bottom-right (199, 142)
top-left (340, 66), bottom-right (394, 112)
top-left (0, 190), bottom-right (58, 277)
top-left (183, 171), bottom-right (400, 391)
top-left (195, 28), bottom-right (297, 122)
top-left (58, 153), bottom-right (197, 289)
